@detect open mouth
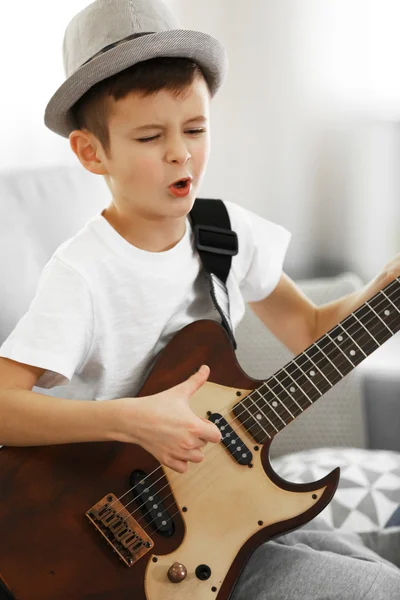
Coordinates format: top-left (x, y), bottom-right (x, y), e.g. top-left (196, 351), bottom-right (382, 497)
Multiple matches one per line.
top-left (171, 177), bottom-right (191, 188)
top-left (174, 180), bottom-right (188, 188)
top-left (168, 177), bottom-right (193, 197)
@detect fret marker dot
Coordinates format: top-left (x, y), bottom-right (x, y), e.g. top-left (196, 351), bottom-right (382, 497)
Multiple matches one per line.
top-left (256, 414), bottom-right (262, 420)
top-left (350, 350), bottom-right (356, 356)
top-left (272, 401), bottom-right (278, 408)
top-left (384, 309), bottom-right (390, 316)
top-left (337, 335), bottom-right (343, 342)
top-left (310, 370), bottom-right (316, 377)
top-left (290, 386), bottom-right (296, 393)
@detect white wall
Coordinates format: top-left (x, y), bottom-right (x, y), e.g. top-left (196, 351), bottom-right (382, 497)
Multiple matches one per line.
top-left (168, 0), bottom-right (400, 279)
top-left (1, 0), bottom-right (400, 280)
top-left (0, 1), bottom-right (88, 169)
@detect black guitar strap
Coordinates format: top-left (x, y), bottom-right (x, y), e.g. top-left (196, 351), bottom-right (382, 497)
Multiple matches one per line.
top-left (189, 198), bottom-right (239, 349)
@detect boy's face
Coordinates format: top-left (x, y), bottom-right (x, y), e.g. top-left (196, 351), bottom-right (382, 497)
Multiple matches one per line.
top-left (97, 75), bottom-right (211, 221)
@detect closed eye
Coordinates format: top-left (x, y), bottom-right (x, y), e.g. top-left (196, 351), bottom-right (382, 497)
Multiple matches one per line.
top-left (137, 129), bottom-right (206, 143)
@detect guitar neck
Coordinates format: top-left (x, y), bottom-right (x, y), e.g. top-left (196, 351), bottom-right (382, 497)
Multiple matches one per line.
top-left (234, 277), bottom-right (400, 444)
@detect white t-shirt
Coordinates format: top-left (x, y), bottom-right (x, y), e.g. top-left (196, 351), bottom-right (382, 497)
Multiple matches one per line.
top-left (0, 200), bottom-right (291, 400)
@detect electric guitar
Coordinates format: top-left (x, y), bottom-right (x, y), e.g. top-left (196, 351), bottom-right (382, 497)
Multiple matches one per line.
top-left (0, 277), bottom-right (399, 600)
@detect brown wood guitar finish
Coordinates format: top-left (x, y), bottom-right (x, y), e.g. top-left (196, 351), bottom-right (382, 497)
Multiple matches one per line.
top-left (0, 320), bottom-right (339, 600)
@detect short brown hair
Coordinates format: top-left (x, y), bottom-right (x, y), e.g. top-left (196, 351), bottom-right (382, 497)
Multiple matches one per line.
top-left (71, 56), bottom-right (209, 154)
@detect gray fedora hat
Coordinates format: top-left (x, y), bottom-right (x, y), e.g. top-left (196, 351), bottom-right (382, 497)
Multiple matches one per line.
top-left (44, 0), bottom-right (228, 138)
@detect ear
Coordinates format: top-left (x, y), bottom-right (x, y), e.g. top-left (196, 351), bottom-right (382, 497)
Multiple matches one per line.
top-left (69, 129), bottom-right (108, 175)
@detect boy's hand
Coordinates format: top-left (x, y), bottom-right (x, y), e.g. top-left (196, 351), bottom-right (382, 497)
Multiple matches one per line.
top-left (113, 365), bottom-right (222, 473)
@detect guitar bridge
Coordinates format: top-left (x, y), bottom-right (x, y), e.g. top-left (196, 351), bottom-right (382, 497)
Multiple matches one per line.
top-left (86, 493), bottom-right (154, 567)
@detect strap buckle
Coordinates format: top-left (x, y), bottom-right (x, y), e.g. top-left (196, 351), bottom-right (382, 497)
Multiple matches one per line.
top-left (194, 225), bottom-right (239, 256)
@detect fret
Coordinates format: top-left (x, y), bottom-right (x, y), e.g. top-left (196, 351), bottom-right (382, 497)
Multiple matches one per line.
top-left (338, 318), bottom-right (370, 357)
top-left (369, 292), bottom-right (400, 335)
top-left (304, 348), bottom-right (334, 387)
top-left (381, 289), bottom-right (400, 317)
top-left (316, 332), bottom-right (355, 374)
top-left (235, 396), bottom-right (271, 442)
top-left (318, 325), bottom-right (361, 377)
top-left (348, 304), bottom-right (384, 348)
top-left (257, 381), bottom-right (295, 422)
top-left (268, 373), bottom-right (305, 416)
top-left (352, 309), bottom-right (383, 348)
top-left (284, 362), bottom-right (321, 404)
top-left (233, 278), bottom-right (400, 446)
top-left (292, 357), bottom-right (322, 395)
top-left (365, 300), bottom-right (393, 334)
top-left (306, 342), bottom-right (343, 383)
top-left (380, 284), bottom-right (400, 330)
top-left (281, 366), bottom-right (314, 407)
top-left (251, 389), bottom-right (281, 430)
top-left (385, 277), bottom-right (400, 312)
top-left (294, 351), bottom-right (333, 395)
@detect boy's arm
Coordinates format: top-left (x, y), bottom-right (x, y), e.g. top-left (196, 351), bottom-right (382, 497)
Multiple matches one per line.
top-left (0, 358), bottom-right (221, 473)
top-left (248, 268), bottom-right (395, 356)
top-left (0, 357), bottom-right (115, 446)
top-left (248, 273), bottom-right (318, 355)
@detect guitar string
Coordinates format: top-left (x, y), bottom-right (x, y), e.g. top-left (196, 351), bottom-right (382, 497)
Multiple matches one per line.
top-left (109, 279), bottom-right (400, 527)
top-left (104, 279), bottom-right (400, 536)
top-left (110, 286), bottom-right (400, 538)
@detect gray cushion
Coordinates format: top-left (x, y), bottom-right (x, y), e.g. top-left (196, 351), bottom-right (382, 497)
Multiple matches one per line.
top-left (235, 272), bottom-right (367, 456)
top-left (272, 447), bottom-right (400, 532)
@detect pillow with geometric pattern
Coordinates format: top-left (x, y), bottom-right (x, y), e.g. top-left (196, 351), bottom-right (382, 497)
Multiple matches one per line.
top-left (271, 447), bottom-right (400, 532)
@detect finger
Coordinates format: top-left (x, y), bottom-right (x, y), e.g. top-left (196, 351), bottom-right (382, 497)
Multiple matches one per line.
top-left (195, 438), bottom-right (208, 448)
top-left (178, 365), bottom-right (210, 398)
top-left (171, 449), bottom-right (204, 465)
top-left (179, 448), bottom-right (204, 464)
top-left (166, 458), bottom-right (188, 474)
top-left (198, 418), bottom-right (219, 445)
top-left (199, 420), bottom-right (222, 444)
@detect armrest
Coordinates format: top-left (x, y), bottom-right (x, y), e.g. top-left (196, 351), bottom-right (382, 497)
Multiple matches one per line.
top-left (362, 374), bottom-right (400, 452)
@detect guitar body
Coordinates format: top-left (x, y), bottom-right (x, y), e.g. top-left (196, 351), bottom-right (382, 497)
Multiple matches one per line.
top-left (0, 320), bottom-right (339, 600)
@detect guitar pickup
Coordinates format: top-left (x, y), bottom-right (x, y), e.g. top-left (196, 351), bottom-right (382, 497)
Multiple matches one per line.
top-left (130, 470), bottom-right (175, 537)
top-left (209, 413), bottom-right (253, 465)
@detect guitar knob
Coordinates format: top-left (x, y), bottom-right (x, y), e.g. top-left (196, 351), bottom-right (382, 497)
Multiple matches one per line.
top-left (167, 562), bottom-right (187, 583)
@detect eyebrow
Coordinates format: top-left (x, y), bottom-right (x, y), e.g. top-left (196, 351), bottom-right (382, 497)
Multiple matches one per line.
top-left (132, 115), bottom-right (207, 132)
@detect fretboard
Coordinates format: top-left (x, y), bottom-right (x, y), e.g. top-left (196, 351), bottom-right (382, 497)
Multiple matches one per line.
top-left (233, 277), bottom-right (400, 444)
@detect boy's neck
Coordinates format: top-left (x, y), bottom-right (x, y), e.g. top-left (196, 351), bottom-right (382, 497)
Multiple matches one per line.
top-left (101, 206), bottom-right (187, 253)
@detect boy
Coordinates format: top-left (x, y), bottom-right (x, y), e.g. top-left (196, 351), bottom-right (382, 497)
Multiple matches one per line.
top-left (0, 0), bottom-right (399, 598)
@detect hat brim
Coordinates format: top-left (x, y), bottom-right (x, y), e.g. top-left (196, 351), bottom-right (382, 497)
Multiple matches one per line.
top-left (44, 29), bottom-right (228, 138)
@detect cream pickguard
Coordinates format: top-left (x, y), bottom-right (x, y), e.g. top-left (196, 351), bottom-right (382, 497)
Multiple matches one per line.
top-left (145, 381), bottom-right (331, 599)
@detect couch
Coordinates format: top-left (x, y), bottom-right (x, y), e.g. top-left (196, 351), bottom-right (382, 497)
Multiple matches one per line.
top-left (0, 164), bottom-right (399, 536)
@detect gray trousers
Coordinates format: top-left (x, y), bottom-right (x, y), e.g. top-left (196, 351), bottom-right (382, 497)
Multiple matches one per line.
top-left (231, 520), bottom-right (400, 600)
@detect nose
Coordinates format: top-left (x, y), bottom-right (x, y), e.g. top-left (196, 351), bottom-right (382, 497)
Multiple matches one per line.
top-left (165, 134), bottom-right (191, 164)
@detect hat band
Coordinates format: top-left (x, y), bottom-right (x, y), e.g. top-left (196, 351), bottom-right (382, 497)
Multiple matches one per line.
top-left (81, 32), bottom-right (156, 67)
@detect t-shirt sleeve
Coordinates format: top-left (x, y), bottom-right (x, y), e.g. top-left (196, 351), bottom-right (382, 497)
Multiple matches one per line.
top-left (0, 256), bottom-right (93, 389)
top-left (225, 200), bottom-right (292, 302)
